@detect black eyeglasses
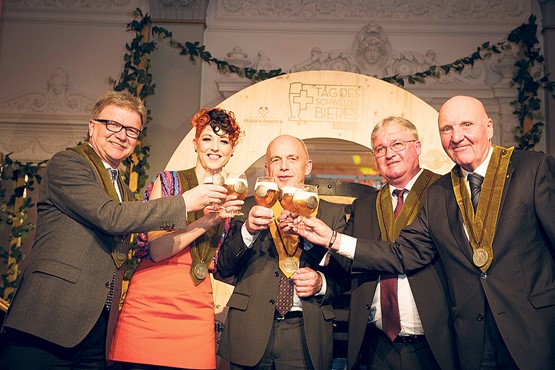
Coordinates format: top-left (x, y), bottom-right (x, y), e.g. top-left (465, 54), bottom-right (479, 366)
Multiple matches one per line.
top-left (93, 119), bottom-right (142, 139)
top-left (372, 140), bottom-right (417, 158)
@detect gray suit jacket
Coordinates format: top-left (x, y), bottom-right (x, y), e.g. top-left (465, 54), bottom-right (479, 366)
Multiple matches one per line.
top-left (346, 190), bottom-right (456, 370)
top-left (352, 150), bottom-right (555, 370)
top-left (2, 149), bottom-right (188, 348)
top-left (216, 197), bottom-right (348, 369)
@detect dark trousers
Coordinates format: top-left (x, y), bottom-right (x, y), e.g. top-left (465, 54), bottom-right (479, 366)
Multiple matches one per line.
top-left (230, 314), bottom-right (313, 370)
top-left (356, 324), bottom-right (440, 370)
top-left (479, 305), bottom-right (518, 370)
top-left (0, 309), bottom-right (109, 370)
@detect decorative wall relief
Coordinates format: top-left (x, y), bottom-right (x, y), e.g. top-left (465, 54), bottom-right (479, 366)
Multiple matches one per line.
top-left (0, 68), bottom-right (94, 114)
top-left (0, 67), bottom-right (95, 161)
top-left (219, 0), bottom-right (527, 20)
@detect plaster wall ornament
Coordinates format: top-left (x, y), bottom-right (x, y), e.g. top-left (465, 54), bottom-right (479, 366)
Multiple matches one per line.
top-left (148, 0), bottom-right (209, 21)
top-left (0, 67), bottom-right (95, 115)
top-left (219, 0), bottom-right (527, 21)
top-left (5, 0), bottom-right (135, 10)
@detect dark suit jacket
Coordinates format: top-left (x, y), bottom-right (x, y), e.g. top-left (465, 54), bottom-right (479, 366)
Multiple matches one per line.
top-left (216, 197), bottom-right (348, 369)
top-left (2, 149), bottom-right (188, 349)
top-left (352, 150), bottom-right (555, 370)
top-left (345, 190), bottom-right (456, 370)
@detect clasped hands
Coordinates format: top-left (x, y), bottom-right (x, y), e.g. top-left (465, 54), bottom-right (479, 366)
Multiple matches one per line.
top-left (277, 210), bottom-right (337, 251)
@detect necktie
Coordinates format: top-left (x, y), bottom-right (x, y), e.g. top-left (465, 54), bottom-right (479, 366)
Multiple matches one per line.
top-left (380, 188), bottom-right (406, 341)
top-left (105, 167), bottom-right (119, 310)
top-left (392, 188), bottom-right (407, 218)
top-left (468, 173), bottom-right (484, 211)
top-left (275, 274), bottom-right (294, 317)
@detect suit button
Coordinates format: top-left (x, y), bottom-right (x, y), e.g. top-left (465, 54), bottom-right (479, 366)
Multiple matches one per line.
top-left (274, 271), bottom-right (279, 277)
top-left (365, 304), bottom-right (371, 310)
top-left (476, 314), bottom-right (484, 321)
top-left (481, 272), bottom-right (488, 280)
top-left (269, 299), bottom-right (275, 305)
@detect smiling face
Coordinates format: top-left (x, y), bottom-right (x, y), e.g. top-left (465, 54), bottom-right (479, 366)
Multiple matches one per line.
top-left (438, 96), bottom-right (493, 172)
top-left (265, 135), bottom-right (312, 189)
top-left (372, 123), bottom-right (421, 188)
top-left (193, 124), bottom-right (234, 173)
top-left (88, 105), bottom-right (141, 168)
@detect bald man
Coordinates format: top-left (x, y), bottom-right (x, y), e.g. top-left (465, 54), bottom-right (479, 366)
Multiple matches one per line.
top-left (285, 96), bottom-right (555, 370)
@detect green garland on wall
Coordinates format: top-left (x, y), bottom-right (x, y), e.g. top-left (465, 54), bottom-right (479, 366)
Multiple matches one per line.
top-left (144, 12), bottom-right (552, 150)
top-left (2, 9), bottom-right (554, 301)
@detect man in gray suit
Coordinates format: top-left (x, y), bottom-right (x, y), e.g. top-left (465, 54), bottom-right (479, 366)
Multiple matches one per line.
top-left (0, 91), bottom-right (229, 369)
top-left (286, 96), bottom-right (555, 370)
top-left (216, 135), bottom-right (348, 370)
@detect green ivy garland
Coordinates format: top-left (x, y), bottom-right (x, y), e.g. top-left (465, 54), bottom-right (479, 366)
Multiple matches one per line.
top-left (2, 10), bottom-right (554, 300)
top-left (143, 11), bottom-right (552, 150)
top-left (0, 154), bottom-right (46, 301)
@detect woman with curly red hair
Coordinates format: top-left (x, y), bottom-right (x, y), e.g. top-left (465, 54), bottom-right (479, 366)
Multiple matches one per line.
top-left (109, 108), bottom-right (243, 369)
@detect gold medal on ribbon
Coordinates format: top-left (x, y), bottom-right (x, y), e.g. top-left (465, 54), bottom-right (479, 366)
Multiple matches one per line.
top-left (193, 261), bottom-right (209, 280)
top-left (283, 256), bottom-right (299, 274)
top-left (472, 247), bottom-right (489, 267)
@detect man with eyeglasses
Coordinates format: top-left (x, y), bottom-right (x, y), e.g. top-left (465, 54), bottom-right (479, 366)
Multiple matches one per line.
top-left (343, 116), bottom-right (455, 370)
top-left (0, 91), bottom-right (229, 369)
top-left (285, 95), bottom-right (555, 370)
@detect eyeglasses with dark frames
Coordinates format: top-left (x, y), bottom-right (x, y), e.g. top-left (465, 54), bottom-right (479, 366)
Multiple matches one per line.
top-left (93, 119), bottom-right (142, 139)
top-left (372, 140), bottom-right (417, 158)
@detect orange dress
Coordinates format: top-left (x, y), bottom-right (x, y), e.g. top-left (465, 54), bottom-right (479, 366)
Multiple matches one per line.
top-left (109, 170), bottom-right (221, 369)
top-left (109, 250), bottom-right (216, 368)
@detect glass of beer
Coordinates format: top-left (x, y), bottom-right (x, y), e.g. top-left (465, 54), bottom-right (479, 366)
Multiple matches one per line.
top-left (203, 168), bottom-right (226, 212)
top-left (254, 176), bottom-right (278, 208)
top-left (292, 184), bottom-right (319, 225)
top-left (225, 172), bottom-right (248, 216)
top-left (278, 186), bottom-right (298, 213)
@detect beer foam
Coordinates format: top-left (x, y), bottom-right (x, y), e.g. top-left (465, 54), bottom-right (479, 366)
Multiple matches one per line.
top-left (226, 177), bottom-right (248, 186)
top-left (280, 186), bottom-right (297, 194)
top-left (293, 190), bottom-right (318, 200)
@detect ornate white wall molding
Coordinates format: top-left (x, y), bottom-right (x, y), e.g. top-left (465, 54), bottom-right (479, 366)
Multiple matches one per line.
top-left (148, 0), bottom-right (209, 21)
top-left (0, 67), bottom-right (95, 161)
top-left (4, 0), bottom-right (146, 23)
top-left (218, 0), bottom-right (528, 21)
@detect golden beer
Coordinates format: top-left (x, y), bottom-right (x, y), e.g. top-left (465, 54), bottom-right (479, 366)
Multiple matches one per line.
top-left (254, 181), bottom-right (279, 208)
top-left (225, 177), bottom-right (248, 200)
top-left (279, 186), bottom-right (297, 212)
top-left (293, 188), bottom-right (318, 217)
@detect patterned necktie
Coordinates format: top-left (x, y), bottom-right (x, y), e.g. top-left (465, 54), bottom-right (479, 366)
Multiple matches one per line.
top-left (105, 167), bottom-right (119, 310)
top-left (275, 274), bottom-right (294, 317)
top-left (468, 173), bottom-right (484, 211)
top-left (380, 188), bottom-right (407, 341)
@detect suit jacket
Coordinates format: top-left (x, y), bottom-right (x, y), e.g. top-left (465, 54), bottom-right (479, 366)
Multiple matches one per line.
top-left (345, 189), bottom-right (456, 370)
top-left (352, 150), bottom-right (555, 370)
top-left (2, 149), bottom-right (188, 349)
top-left (216, 197), bottom-right (348, 369)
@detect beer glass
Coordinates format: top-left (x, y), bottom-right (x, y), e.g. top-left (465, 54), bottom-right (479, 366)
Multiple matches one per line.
top-left (278, 186), bottom-right (298, 212)
top-left (254, 177), bottom-right (278, 208)
top-left (203, 168), bottom-right (226, 212)
top-left (225, 172), bottom-right (248, 216)
top-left (292, 184), bottom-right (319, 226)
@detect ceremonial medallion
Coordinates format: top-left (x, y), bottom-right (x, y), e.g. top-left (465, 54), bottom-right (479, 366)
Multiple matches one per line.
top-left (193, 262), bottom-right (209, 280)
top-left (473, 247), bottom-right (489, 267)
top-left (283, 256), bottom-right (299, 274)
